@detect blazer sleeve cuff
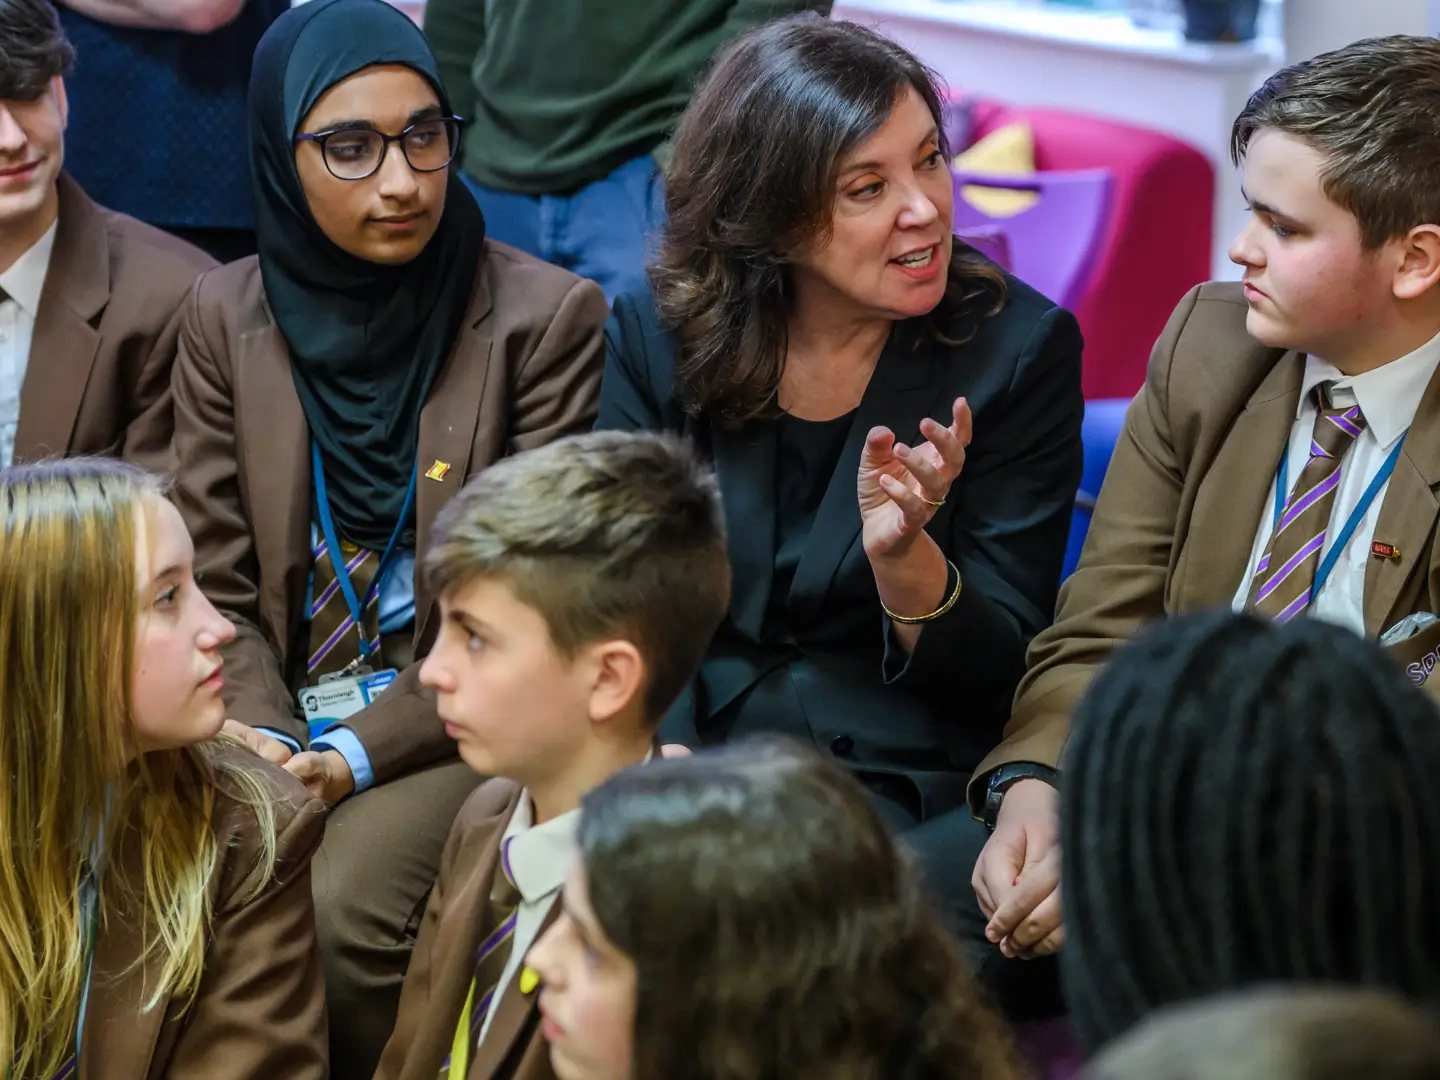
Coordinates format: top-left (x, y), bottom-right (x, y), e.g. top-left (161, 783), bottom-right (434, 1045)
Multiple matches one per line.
top-left (880, 573), bottom-right (1021, 694)
top-left (310, 726), bottom-right (376, 794)
top-left (340, 662), bottom-right (458, 784)
top-left (256, 727), bottom-right (303, 756)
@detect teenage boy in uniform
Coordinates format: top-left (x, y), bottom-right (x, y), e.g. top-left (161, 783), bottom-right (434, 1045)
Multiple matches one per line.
top-left (0, 0), bottom-right (213, 473)
top-left (949, 35), bottom-right (1440, 966)
top-left (373, 429), bottom-right (730, 1080)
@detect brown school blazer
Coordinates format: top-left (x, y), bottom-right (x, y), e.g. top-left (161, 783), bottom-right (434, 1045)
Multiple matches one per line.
top-left (169, 244), bottom-right (606, 783)
top-left (80, 743), bottom-right (328, 1079)
top-left (12, 172), bottom-right (214, 473)
top-left (970, 280), bottom-right (1440, 808)
top-left (375, 779), bottom-right (556, 1080)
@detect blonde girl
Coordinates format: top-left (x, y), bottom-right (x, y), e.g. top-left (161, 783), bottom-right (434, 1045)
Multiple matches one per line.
top-left (0, 458), bottom-right (326, 1079)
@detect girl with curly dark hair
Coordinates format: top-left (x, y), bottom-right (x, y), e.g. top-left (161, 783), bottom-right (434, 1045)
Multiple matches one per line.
top-left (595, 16), bottom-right (1084, 990)
top-left (525, 739), bottom-right (1026, 1080)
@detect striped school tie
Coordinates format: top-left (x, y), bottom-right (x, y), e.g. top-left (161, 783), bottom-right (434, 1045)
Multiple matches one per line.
top-left (1247, 384), bottom-right (1367, 623)
top-left (306, 533), bottom-right (382, 679)
top-left (439, 839), bottom-right (523, 1079)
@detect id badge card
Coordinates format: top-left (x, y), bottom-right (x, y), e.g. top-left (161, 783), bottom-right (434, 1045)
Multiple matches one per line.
top-left (1380, 612), bottom-right (1440, 704)
top-left (298, 668), bottom-right (399, 741)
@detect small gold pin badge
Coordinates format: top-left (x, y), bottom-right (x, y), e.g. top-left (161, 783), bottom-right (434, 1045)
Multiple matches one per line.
top-left (1371, 540), bottom-right (1402, 561)
top-left (424, 460), bottom-right (452, 482)
top-left (518, 967), bottom-right (540, 995)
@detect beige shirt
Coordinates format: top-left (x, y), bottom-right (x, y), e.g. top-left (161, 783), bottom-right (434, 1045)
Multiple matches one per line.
top-left (475, 797), bottom-right (577, 1045)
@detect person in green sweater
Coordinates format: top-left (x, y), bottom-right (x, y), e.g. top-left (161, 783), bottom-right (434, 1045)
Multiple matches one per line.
top-left (422, 0), bottom-right (833, 303)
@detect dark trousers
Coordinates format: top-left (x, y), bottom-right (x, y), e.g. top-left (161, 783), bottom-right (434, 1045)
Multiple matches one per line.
top-left (864, 782), bottom-right (1065, 1022)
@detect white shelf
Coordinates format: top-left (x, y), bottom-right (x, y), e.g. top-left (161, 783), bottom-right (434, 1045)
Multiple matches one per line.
top-left (835, 0), bottom-right (1282, 69)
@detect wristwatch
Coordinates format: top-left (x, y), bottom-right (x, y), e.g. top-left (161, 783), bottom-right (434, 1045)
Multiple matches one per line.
top-left (982, 763), bottom-right (1059, 833)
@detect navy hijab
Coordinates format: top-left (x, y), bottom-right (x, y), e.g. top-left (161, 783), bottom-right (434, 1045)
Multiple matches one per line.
top-left (248, 0), bottom-right (484, 549)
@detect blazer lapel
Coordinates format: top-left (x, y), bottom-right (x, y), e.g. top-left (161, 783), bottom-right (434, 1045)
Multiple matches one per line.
top-left (235, 320), bottom-right (311, 661)
top-left (787, 335), bottom-right (943, 624)
top-left (12, 173), bottom-right (107, 462)
top-left (413, 295), bottom-right (494, 644)
top-left (1363, 368), bottom-right (1440, 635)
top-left (710, 422), bottom-right (779, 640)
top-left (467, 897), bottom-right (561, 1080)
top-left (1176, 350), bottom-right (1304, 610)
top-left (78, 833), bottom-right (173, 1078)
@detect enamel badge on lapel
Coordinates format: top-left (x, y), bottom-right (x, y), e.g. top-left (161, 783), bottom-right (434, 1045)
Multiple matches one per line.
top-left (424, 460), bottom-right (451, 482)
top-left (1371, 541), bottom-right (1402, 562)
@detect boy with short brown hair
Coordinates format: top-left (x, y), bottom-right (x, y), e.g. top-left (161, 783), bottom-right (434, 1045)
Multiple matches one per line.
top-left (968, 34), bottom-right (1440, 968)
top-left (374, 429), bottom-right (729, 1080)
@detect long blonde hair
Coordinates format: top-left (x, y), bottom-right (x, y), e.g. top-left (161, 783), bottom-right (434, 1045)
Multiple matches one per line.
top-left (0, 458), bottom-right (278, 1078)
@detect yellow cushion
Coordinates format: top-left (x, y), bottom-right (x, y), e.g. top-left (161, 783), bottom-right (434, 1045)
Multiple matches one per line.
top-left (953, 122), bottom-right (1039, 218)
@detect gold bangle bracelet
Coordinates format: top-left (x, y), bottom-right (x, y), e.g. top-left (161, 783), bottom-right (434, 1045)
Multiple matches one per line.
top-left (882, 560), bottom-right (962, 624)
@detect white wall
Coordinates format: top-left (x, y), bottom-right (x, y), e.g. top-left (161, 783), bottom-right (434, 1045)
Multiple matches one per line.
top-left (1286, 0), bottom-right (1433, 63)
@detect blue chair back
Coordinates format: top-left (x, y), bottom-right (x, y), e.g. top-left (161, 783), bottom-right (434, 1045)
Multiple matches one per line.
top-left (1063, 398), bottom-right (1132, 580)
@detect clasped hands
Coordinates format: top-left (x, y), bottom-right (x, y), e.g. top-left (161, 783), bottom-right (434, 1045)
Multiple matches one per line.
top-left (973, 778), bottom-right (1064, 959)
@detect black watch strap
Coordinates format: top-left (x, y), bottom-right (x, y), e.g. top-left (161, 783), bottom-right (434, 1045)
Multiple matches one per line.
top-left (982, 763), bottom-right (1059, 832)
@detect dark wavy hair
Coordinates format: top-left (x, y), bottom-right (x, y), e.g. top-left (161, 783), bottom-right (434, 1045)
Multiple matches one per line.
top-left (576, 738), bottom-right (1024, 1080)
top-left (1061, 611), bottom-right (1440, 1054)
top-left (0, 0), bottom-right (72, 101)
top-left (651, 14), bottom-right (1007, 429)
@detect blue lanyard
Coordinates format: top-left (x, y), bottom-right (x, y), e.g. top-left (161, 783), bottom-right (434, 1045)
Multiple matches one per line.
top-left (72, 869), bottom-right (98, 1070)
top-left (311, 441), bottom-right (418, 659)
top-left (1271, 432), bottom-right (1407, 600)
top-left (18, 871), bottom-right (99, 1078)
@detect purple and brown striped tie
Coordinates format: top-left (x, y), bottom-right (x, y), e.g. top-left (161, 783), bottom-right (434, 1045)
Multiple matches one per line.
top-left (307, 534), bottom-right (382, 679)
top-left (439, 839), bottom-right (523, 1078)
top-left (1247, 384), bottom-right (1367, 623)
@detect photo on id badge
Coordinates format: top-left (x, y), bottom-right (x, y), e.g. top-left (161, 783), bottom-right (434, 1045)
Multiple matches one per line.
top-left (300, 666), bottom-right (399, 740)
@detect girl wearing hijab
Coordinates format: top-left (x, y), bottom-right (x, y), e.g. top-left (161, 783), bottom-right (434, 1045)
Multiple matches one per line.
top-left (168, 1), bottom-right (607, 1074)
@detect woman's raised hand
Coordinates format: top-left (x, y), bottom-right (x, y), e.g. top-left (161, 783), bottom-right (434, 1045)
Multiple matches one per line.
top-left (856, 396), bottom-right (972, 561)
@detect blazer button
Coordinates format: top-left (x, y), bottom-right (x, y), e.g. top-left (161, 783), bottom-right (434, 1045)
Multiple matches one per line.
top-left (830, 734), bottom-right (854, 757)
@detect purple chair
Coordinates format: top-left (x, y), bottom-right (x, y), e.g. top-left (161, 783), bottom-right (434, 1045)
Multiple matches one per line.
top-left (951, 169), bottom-right (1114, 311)
top-left (955, 223), bottom-right (1013, 272)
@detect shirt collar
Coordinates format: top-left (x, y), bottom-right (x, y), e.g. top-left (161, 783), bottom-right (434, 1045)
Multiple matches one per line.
top-left (1300, 329), bottom-right (1440, 450)
top-left (0, 221), bottom-right (58, 319)
top-left (501, 750), bottom-right (657, 901)
top-left (500, 796), bottom-right (578, 904)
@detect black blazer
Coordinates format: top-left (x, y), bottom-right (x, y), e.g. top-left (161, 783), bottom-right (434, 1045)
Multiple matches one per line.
top-left (598, 276), bottom-right (1083, 817)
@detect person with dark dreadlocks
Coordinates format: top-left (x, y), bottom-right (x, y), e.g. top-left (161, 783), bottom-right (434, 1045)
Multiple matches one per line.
top-left (1060, 610), bottom-right (1440, 1054)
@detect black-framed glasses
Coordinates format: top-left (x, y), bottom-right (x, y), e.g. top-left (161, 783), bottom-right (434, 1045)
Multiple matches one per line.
top-left (295, 116), bottom-right (464, 181)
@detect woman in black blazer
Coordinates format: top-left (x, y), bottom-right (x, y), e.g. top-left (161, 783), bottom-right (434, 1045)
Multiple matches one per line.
top-left (596, 14), bottom-right (1082, 992)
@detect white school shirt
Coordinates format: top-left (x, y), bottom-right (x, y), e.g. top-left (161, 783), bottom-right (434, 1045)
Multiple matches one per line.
top-left (476, 795), bottom-right (577, 1044)
top-left (477, 746), bottom-right (656, 1042)
top-left (0, 222), bottom-right (58, 467)
top-left (1230, 333), bottom-right (1440, 634)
